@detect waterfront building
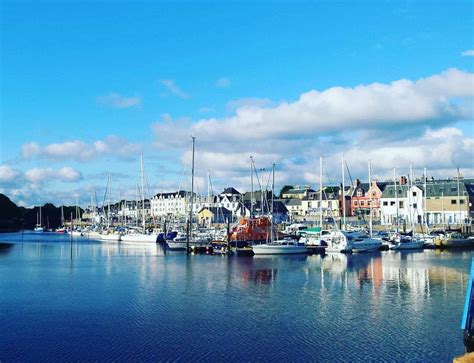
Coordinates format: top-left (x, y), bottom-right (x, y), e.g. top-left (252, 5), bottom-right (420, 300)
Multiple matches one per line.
top-left (197, 207), bottom-right (232, 225)
top-left (281, 185), bottom-right (315, 199)
top-left (301, 188), bottom-right (341, 219)
top-left (380, 177), bottom-right (474, 227)
top-left (150, 191), bottom-right (190, 217)
top-left (351, 180), bottom-right (389, 219)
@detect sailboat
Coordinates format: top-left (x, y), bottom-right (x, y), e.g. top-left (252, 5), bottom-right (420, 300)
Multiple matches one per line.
top-left (390, 166), bottom-right (424, 250)
top-left (252, 163), bottom-right (307, 255)
top-left (100, 173), bottom-right (122, 242)
top-left (34, 206), bottom-right (44, 232)
top-left (351, 161), bottom-right (382, 252)
top-left (121, 155), bottom-right (158, 244)
top-left (167, 137), bottom-right (210, 251)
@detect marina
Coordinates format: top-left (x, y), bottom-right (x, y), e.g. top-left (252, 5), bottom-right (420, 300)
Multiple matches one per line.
top-left (0, 231), bottom-right (471, 361)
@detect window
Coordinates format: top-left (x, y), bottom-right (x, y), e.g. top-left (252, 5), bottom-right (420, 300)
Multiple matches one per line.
top-left (413, 203), bottom-right (417, 209)
top-left (460, 200), bottom-right (465, 205)
top-left (361, 201), bottom-right (365, 206)
top-left (412, 192), bottom-right (416, 197)
top-left (451, 200), bottom-right (457, 205)
top-left (354, 201), bottom-right (358, 206)
top-left (399, 201), bottom-right (404, 208)
top-left (383, 201), bottom-right (388, 206)
top-left (390, 201), bottom-right (395, 206)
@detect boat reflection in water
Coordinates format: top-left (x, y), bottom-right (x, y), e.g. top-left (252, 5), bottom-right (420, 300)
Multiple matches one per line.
top-left (306, 250), bottom-right (469, 299)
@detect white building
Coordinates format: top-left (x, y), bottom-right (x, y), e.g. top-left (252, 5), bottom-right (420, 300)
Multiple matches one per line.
top-left (380, 185), bottom-right (424, 227)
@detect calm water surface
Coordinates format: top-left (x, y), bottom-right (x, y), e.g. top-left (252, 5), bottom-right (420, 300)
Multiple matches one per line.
top-left (0, 232), bottom-right (471, 362)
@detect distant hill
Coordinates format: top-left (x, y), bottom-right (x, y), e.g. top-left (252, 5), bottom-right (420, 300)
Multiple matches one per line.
top-left (0, 194), bottom-right (83, 232)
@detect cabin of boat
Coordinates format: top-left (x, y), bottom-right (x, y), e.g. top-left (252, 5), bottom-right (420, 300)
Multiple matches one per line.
top-left (229, 216), bottom-right (271, 245)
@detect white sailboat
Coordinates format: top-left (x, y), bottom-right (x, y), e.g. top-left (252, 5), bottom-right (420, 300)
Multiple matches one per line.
top-left (351, 161), bottom-right (382, 252)
top-left (252, 163), bottom-right (307, 255)
top-left (166, 137), bottom-right (209, 251)
top-left (390, 166), bottom-right (424, 250)
top-left (34, 206), bottom-right (44, 232)
top-left (121, 155), bottom-right (159, 244)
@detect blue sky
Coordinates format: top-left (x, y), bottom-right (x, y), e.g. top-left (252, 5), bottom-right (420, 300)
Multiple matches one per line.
top-left (1, 0), bottom-right (473, 207)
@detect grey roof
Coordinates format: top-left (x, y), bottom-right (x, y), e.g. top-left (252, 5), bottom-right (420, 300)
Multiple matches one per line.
top-left (220, 187), bottom-right (241, 196)
top-left (381, 180), bottom-right (473, 198)
top-left (285, 199), bottom-right (302, 206)
top-left (242, 190), bottom-right (275, 201)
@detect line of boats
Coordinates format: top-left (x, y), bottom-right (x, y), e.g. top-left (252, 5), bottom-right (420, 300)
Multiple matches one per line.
top-left (32, 215), bottom-right (474, 256)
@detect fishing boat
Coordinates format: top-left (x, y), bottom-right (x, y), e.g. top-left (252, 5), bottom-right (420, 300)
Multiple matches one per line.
top-left (229, 216), bottom-right (271, 246)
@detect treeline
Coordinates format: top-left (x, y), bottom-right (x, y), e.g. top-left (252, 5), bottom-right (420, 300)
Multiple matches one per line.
top-left (0, 194), bottom-right (84, 232)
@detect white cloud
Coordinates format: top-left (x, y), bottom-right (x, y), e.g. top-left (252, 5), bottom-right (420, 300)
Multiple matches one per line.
top-left (25, 167), bottom-right (82, 184)
top-left (151, 68), bottom-right (474, 190)
top-left (216, 77), bottom-right (231, 87)
top-left (160, 79), bottom-right (189, 99)
top-left (153, 68), bottom-right (473, 146)
top-left (21, 136), bottom-right (141, 162)
top-left (461, 50), bottom-right (474, 57)
top-left (0, 165), bottom-right (20, 183)
top-left (97, 93), bottom-right (141, 108)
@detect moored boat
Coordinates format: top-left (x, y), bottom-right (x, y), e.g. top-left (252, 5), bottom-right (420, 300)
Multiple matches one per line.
top-left (252, 238), bottom-right (307, 255)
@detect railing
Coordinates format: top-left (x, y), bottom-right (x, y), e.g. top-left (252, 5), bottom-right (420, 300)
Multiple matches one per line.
top-left (462, 259), bottom-right (474, 352)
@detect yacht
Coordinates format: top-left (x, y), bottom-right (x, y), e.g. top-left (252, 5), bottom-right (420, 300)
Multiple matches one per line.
top-left (390, 235), bottom-right (424, 250)
top-left (121, 232), bottom-right (158, 244)
top-left (252, 238), bottom-right (307, 255)
top-left (351, 233), bottom-right (383, 252)
top-left (166, 234), bottom-right (211, 251)
top-left (322, 230), bottom-right (353, 253)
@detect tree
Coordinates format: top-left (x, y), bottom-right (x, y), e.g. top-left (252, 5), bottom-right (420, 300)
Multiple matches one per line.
top-left (279, 185), bottom-right (294, 198)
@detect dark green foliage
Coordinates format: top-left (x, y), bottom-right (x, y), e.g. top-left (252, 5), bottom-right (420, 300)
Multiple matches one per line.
top-left (279, 185), bottom-right (294, 198)
top-left (0, 194), bottom-right (83, 231)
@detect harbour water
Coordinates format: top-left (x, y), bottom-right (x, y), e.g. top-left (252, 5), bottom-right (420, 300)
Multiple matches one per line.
top-left (0, 232), bottom-right (471, 362)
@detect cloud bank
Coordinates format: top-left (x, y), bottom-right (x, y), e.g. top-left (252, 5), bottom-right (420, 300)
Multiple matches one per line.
top-left (21, 136), bottom-right (142, 162)
top-left (152, 68), bottom-right (474, 189)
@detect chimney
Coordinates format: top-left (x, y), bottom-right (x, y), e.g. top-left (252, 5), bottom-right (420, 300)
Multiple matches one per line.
top-left (354, 178), bottom-right (361, 187)
top-left (400, 176), bottom-right (407, 185)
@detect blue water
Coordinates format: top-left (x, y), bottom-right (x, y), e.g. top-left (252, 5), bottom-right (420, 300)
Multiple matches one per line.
top-left (0, 232), bottom-right (471, 362)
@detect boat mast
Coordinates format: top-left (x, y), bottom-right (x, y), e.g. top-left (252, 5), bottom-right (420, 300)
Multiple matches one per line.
top-left (207, 169), bottom-right (211, 229)
top-left (394, 168), bottom-right (399, 233)
top-left (341, 156), bottom-right (346, 230)
top-left (423, 167), bottom-right (427, 231)
top-left (188, 136), bottom-right (195, 248)
top-left (457, 168), bottom-right (461, 227)
top-left (271, 162), bottom-right (275, 243)
top-left (140, 154), bottom-right (146, 233)
top-left (61, 205), bottom-right (64, 227)
top-left (39, 205), bottom-right (42, 227)
top-left (319, 156), bottom-right (323, 231)
top-left (250, 156), bottom-right (254, 217)
top-left (107, 173), bottom-right (111, 229)
top-left (368, 160), bottom-right (373, 237)
top-left (409, 164), bottom-right (415, 234)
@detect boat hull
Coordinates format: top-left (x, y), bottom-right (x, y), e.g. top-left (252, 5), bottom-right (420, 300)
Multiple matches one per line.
top-left (252, 244), bottom-right (307, 255)
top-left (391, 241), bottom-right (424, 250)
top-left (121, 234), bottom-right (158, 244)
top-left (100, 234), bottom-right (122, 242)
